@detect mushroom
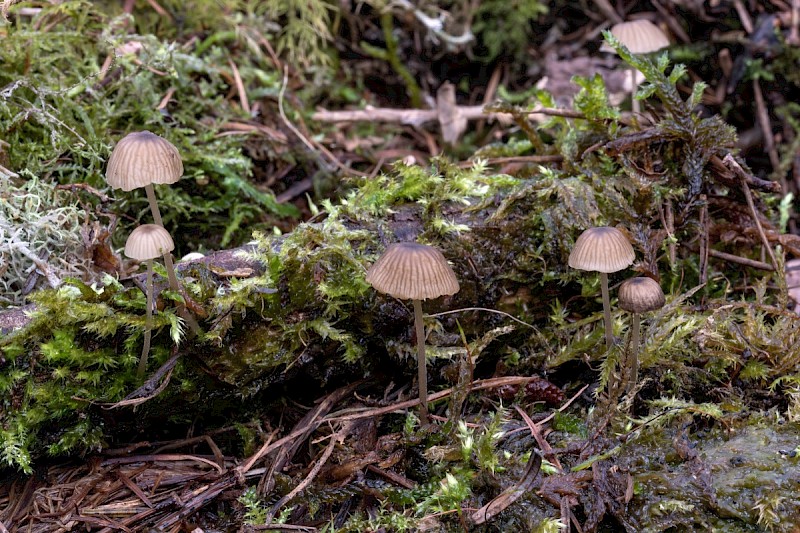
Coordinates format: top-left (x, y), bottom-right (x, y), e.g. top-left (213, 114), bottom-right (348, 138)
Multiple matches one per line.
top-left (106, 131), bottom-right (183, 294)
top-left (601, 19), bottom-right (669, 114)
top-left (366, 242), bottom-right (460, 425)
top-left (125, 224), bottom-right (175, 378)
top-left (618, 276), bottom-right (665, 394)
top-left (569, 226), bottom-right (636, 348)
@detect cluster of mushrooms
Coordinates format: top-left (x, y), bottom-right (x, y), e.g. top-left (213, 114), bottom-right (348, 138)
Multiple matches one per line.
top-left (366, 226), bottom-right (664, 424)
top-left (568, 227), bottom-right (665, 398)
top-left (363, 22), bottom-right (672, 420)
top-left (106, 131), bottom-right (185, 377)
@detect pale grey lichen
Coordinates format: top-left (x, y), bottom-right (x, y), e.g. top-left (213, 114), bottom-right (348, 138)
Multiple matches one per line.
top-left (0, 174), bottom-right (93, 306)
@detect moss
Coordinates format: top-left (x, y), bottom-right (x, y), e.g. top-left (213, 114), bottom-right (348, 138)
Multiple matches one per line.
top-left (0, 0), bottom-right (299, 257)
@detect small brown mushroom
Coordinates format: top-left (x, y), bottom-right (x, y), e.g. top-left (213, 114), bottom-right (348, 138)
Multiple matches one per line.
top-left (601, 19), bottom-right (670, 114)
top-left (125, 224), bottom-right (175, 378)
top-left (366, 242), bottom-right (459, 425)
top-left (569, 226), bottom-right (636, 348)
top-left (106, 131), bottom-right (183, 294)
top-left (618, 276), bottom-right (665, 394)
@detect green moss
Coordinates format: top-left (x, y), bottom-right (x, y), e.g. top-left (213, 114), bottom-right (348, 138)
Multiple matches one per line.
top-left (0, 0), bottom-right (299, 256)
top-left (0, 276), bottom-right (181, 472)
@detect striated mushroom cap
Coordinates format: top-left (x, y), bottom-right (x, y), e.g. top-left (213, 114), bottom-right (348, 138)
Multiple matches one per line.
top-left (602, 19), bottom-right (670, 54)
top-left (124, 224), bottom-right (175, 261)
top-left (366, 242), bottom-right (459, 301)
top-left (618, 276), bottom-right (666, 314)
top-left (569, 226), bottom-right (636, 274)
top-left (106, 131), bottom-right (183, 191)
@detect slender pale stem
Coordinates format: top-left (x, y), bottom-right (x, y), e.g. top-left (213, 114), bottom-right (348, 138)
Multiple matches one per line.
top-left (630, 68), bottom-right (641, 115)
top-left (145, 184), bottom-right (180, 293)
top-left (145, 184), bottom-right (164, 226)
top-left (600, 272), bottom-right (613, 348)
top-left (627, 313), bottom-right (641, 395)
top-left (413, 299), bottom-right (429, 426)
top-left (145, 183), bottom-right (201, 335)
top-left (161, 251), bottom-right (181, 294)
top-left (138, 259), bottom-right (154, 378)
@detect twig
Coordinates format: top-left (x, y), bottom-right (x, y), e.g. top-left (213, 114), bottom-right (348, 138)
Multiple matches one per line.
top-left (699, 195), bottom-right (709, 284)
top-left (426, 306), bottom-right (538, 330)
top-left (248, 525), bottom-right (317, 532)
top-left (267, 429), bottom-right (342, 520)
top-left (733, 0), bottom-right (754, 33)
top-left (312, 105), bottom-right (581, 125)
top-left (707, 248), bottom-right (773, 271)
top-left (456, 155), bottom-right (564, 169)
top-left (752, 80), bottom-right (785, 192)
top-left (593, 0), bottom-right (622, 24)
top-left (228, 58), bottom-right (250, 114)
top-left (791, 0), bottom-right (800, 45)
top-left (279, 67), bottom-right (363, 177)
top-left (515, 405), bottom-right (562, 470)
top-left (324, 376), bottom-right (537, 423)
top-left (101, 454), bottom-right (225, 474)
top-left (469, 450), bottom-right (542, 525)
top-left (238, 382), bottom-right (361, 476)
top-left (709, 154), bottom-right (782, 193)
top-left (723, 154), bottom-right (780, 272)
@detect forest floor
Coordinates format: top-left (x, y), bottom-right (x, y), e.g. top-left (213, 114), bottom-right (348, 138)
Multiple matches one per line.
top-left (2, 0), bottom-right (800, 531)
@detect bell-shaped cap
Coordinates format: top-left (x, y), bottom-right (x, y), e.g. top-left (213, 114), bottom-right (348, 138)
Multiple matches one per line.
top-left (618, 276), bottom-right (665, 313)
top-left (366, 242), bottom-right (460, 301)
top-left (106, 131), bottom-right (183, 191)
top-left (124, 224), bottom-right (175, 261)
top-left (601, 19), bottom-right (670, 54)
top-left (569, 226), bottom-right (635, 274)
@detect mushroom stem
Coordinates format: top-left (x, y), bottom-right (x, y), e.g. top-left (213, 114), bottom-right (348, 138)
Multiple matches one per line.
top-left (145, 184), bottom-right (164, 227)
top-left (138, 259), bottom-right (154, 378)
top-left (600, 272), bottom-right (613, 348)
top-left (626, 312), bottom-right (641, 395)
top-left (413, 299), bottom-right (430, 425)
top-left (144, 184), bottom-right (181, 293)
top-left (145, 184), bottom-right (202, 336)
top-left (629, 68), bottom-right (641, 115)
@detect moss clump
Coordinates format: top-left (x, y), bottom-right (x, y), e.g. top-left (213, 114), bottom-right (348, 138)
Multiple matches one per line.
top-left (0, 0), bottom-right (299, 256)
top-left (0, 276), bottom-right (182, 472)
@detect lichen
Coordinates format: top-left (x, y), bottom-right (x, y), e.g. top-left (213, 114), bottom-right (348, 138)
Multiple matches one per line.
top-left (0, 175), bottom-right (92, 306)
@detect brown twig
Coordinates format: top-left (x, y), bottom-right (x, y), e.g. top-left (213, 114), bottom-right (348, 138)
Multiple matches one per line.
top-left (733, 0), bottom-right (754, 33)
top-left (312, 105), bottom-right (582, 125)
top-left (707, 248), bottom-right (774, 271)
top-left (228, 58), bottom-right (251, 114)
top-left (324, 376), bottom-right (539, 424)
top-left (267, 428), bottom-right (343, 520)
top-left (723, 154), bottom-right (780, 272)
top-left (699, 195), bottom-right (709, 284)
top-left (752, 80), bottom-right (786, 192)
top-left (593, 0), bottom-right (622, 24)
top-left (279, 67), bottom-right (365, 177)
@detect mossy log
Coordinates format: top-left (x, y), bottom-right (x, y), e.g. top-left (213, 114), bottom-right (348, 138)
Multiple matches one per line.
top-left (2, 149), bottom-right (799, 474)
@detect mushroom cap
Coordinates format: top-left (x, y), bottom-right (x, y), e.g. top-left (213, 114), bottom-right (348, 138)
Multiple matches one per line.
top-left (618, 276), bottom-right (666, 313)
top-left (124, 224), bottom-right (175, 261)
top-left (601, 19), bottom-right (670, 54)
top-left (366, 242), bottom-right (460, 301)
top-left (106, 131), bottom-right (183, 191)
top-left (568, 226), bottom-right (636, 273)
